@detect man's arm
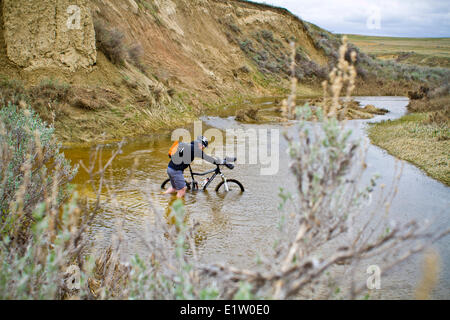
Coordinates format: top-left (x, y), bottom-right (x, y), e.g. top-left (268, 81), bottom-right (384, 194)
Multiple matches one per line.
top-left (202, 152), bottom-right (221, 165)
top-left (193, 144), bottom-right (221, 165)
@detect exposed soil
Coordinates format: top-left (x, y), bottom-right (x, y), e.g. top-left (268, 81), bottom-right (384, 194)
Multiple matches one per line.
top-left (0, 0), bottom-right (440, 144)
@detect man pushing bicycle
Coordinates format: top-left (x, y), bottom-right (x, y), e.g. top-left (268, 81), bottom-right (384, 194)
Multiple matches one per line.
top-left (164, 136), bottom-right (223, 198)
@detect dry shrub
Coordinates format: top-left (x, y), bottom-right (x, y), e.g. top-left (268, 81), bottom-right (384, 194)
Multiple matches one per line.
top-left (69, 88), bottom-right (120, 111)
top-left (152, 86), bottom-right (163, 102)
top-left (409, 96), bottom-right (445, 113)
top-left (409, 84), bottom-right (450, 125)
top-left (426, 108), bottom-right (449, 126)
top-left (238, 66), bottom-right (250, 74)
top-left (0, 78), bottom-right (28, 106)
top-left (428, 84), bottom-right (449, 99)
top-left (1, 78), bottom-right (123, 122)
top-left (30, 79), bottom-right (70, 101)
top-left (128, 44), bottom-right (147, 74)
top-left (0, 104), bottom-right (76, 240)
top-left (408, 86), bottom-right (430, 100)
top-left (295, 59), bottom-right (329, 81)
top-left (294, 46), bottom-right (329, 81)
top-left (356, 65), bottom-right (368, 79)
top-left (94, 20), bottom-right (127, 65)
top-left (260, 29), bottom-right (274, 42)
top-left (167, 88), bottom-right (176, 98)
top-left (94, 18), bottom-right (147, 73)
top-left (228, 23), bottom-right (241, 34)
top-left (1, 106), bottom-right (179, 299)
top-left (28, 80), bottom-right (71, 122)
top-left (128, 44), bottom-right (143, 64)
top-left (71, 97), bottom-right (102, 111)
top-left (235, 106), bottom-right (259, 122)
top-left (238, 30), bottom-right (330, 81)
top-left (88, 247), bottom-right (131, 299)
top-left (0, 105), bottom-right (95, 299)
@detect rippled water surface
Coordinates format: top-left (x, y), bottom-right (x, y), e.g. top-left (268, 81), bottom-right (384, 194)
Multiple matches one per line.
top-left (64, 97), bottom-right (449, 299)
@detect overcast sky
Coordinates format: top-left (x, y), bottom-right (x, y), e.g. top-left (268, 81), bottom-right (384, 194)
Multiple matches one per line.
top-left (256, 0), bottom-right (450, 37)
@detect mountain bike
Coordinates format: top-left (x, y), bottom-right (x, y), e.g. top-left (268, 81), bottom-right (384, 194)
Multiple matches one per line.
top-left (161, 157), bottom-right (245, 192)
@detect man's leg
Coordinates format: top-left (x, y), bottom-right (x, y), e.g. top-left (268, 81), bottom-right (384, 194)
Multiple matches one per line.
top-left (164, 167), bottom-right (179, 194)
top-left (176, 187), bottom-right (187, 198)
top-left (163, 187), bottom-right (177, 194)
top-left (166, 167), bottom-right (187, 197)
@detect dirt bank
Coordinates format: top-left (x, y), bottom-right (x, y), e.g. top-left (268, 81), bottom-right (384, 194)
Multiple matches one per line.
top-left (0, 0), bottom-right (428, 144)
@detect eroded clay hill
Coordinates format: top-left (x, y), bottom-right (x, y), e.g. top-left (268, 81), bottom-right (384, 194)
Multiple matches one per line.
top-left (92, 0), bottom-right (327, 95)
top-left (0, 0), bottom-right (332, 142)
top-left (3, 0), bottom-right (96, 71)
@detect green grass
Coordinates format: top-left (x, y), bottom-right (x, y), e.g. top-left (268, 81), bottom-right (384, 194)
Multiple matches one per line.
top-left (347, 35), bottom-right (450, 68)
top-left (368, 113), bottom-right (450, 186)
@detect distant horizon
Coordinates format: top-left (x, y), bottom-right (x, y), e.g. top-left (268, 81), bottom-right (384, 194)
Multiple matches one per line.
top-left (337, 33), bottom-right (450, 39)
top-left (252, 0), bottom-right (450, 38)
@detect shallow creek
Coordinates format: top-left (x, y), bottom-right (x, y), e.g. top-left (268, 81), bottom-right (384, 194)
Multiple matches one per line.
top-left (64, 96), bottom-right (449, 299)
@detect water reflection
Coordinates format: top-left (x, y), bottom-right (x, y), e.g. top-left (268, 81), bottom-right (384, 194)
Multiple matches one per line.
top-left (64, 96), bottom-right (449, 299)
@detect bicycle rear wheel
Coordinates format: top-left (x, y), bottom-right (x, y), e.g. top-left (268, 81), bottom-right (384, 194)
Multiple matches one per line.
top-left (161, 178), bottom-right (171, 190)
top-left (215, 179), bottom-right (245, 192)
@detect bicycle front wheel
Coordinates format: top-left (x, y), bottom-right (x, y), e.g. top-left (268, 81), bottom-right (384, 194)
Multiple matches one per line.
top-left (215, 179), bottom-right (245, 192)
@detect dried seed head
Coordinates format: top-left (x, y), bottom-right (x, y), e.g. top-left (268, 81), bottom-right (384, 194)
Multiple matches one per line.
top-left (19, 100), bottom-right (27, 109)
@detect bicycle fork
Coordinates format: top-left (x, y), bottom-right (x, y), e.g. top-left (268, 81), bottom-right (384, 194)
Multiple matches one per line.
top-left (221, 174), bottom-right (229, 192)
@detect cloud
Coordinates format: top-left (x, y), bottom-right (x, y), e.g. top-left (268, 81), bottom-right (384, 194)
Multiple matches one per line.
top-left (256, 0), bottom-right (450, 37)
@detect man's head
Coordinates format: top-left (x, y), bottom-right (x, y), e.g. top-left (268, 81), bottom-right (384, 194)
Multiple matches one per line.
top-left (197, 136), bottom-right (209, 150)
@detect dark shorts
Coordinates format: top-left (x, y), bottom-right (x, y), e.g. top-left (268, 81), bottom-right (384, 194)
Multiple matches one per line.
top-left (167, 167), bottom-right (186, 190)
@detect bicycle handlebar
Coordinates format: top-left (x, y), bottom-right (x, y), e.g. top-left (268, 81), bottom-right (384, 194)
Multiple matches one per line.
top-left (225, 163), bottom-right (235, 170)
top-left (217, 156), bottom-right (237, 170)
top-left (225, 156), bottom-right (237, 163)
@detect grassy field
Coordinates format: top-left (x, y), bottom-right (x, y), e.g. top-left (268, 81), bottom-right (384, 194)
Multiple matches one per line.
top-left (348, 34), bottom-right (450, 185)
top-left (347, 34), bottom-right (450, 68)
top-left (368, 113), bottom-right (449, 186)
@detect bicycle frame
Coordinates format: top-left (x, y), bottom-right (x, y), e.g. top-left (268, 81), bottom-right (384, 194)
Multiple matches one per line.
top-left (187, 164), bottom-right (229, 191)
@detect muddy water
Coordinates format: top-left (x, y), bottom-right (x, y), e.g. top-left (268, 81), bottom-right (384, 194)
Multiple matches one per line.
top-left (64, 96), bottom-right (449, 299)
